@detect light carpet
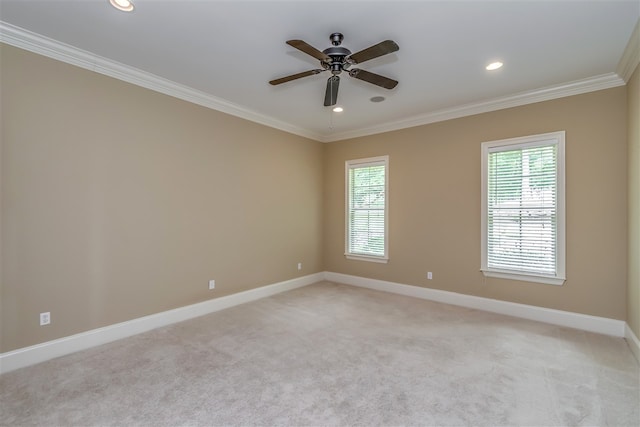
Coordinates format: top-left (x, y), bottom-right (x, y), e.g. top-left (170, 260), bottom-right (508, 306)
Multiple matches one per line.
top-left (1, 281), bottom-right (639, 426)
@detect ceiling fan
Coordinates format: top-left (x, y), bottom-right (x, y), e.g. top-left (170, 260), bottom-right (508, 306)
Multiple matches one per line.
top-left (269, 32), bottom-right (399, 107)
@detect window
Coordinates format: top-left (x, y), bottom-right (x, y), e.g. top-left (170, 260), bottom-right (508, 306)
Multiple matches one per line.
top-left (345, 156), bottom-right (389, 263)
top-left (481, 132), bottom-right (565, 285)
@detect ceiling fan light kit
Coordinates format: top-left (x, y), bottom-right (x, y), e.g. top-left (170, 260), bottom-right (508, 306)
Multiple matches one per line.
top-left (269, 33), bottom-right (399, 107)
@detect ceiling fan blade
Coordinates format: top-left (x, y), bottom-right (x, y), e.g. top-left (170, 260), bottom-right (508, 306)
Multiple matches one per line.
top-left (348, 40), bottom-right (399, 64)
top-left (324, 76), bottom-right (340, 106)
top-left (349, 69), bottom-right (398, 89)
top-left (287, 39), bottom-right (331, 62)
top-left (269, 69), bottom-right (325, 85)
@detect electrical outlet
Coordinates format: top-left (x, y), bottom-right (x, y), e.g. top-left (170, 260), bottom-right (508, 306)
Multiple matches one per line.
top-left (427, 272), bottom-right (433, 280)
top-left (297, 262), bottom-right (302, 271)
top-left (40, 312), bottom-right (51, 326)
top-left (208, 279), bottom-right (215, 290)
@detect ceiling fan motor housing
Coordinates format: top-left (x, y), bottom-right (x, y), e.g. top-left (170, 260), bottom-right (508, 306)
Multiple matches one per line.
top-left (322, 46), bottom-right (352, 74)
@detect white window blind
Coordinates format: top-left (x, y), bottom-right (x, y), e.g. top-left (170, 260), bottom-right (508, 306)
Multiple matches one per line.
top-left (345, 156), bottom-right (388, 263)
top-left (481, 132), bottom-right (565, 285)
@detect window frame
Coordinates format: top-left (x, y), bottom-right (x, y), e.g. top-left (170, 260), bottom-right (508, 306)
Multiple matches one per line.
top-left (345, 155), bottom-right (389, 263)
top-left (481, 131), bottom-right (566, 285)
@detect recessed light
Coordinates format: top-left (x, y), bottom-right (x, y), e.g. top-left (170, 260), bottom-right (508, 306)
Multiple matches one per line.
top-left (332, 106), bottom-right (344, 113)
top-left (486, 61), bottom-right (503, 71)
top-left (370, 96), bottom-right (385, 103)
top-left (109, 0), bottom-right (134, 12)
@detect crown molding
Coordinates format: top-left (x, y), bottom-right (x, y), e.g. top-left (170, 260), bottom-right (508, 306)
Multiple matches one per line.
top-left (0, 21), bottom-right (630, 144)
top-left (0, 22), bottom-right (323, 142)
top-left (321, 72), bottom-right (626, 142)
top-left (617, 18), bottom-right (640, 83)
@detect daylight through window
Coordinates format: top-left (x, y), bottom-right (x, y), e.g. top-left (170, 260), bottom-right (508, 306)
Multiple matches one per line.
top-left (481, 132), bottom-right (565, 285)
top-left (345, 156), bottom-right (389, 263)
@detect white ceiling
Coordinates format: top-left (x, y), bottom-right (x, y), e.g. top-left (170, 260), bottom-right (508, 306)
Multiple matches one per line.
top-left (1, 0), bottom-right (638, 142)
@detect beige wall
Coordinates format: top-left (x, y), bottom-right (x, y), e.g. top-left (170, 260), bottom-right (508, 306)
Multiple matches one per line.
top-left (0, 42), bottom-right (634, 354)
top-left (324, 88), bottom-right (628, 320)
top-left (629, 63), bottom-right (640, 338)
top-left (0, 44), bottom-right (324, 352)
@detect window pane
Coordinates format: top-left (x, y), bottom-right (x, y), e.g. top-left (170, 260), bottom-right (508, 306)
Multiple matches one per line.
top-left (485, 140), bottom-right (560, 278)
top-left (346, 158), bottom-right (388, 260)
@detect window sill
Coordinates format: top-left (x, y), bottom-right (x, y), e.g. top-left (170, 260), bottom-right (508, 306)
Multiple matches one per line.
top-left (345, 254), bottom-right (389, 264)
top-left (481, 269), bottom-right (565, 286)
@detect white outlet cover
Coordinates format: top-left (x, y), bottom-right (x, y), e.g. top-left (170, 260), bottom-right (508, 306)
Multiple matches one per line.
top-left (40, 312), bottom-right (51, 325)
top-left (208, 280), bottom-right (215, 290)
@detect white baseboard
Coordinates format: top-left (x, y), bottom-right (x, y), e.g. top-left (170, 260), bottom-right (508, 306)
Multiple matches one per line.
top-left (625, 323), bottom-right (640, 364)
top-left (325, 272), bottom-right (626, 338)
top-left (2, 271), bottom-right (632, 375)
top-left (0, 272), bottom-right (323, 375)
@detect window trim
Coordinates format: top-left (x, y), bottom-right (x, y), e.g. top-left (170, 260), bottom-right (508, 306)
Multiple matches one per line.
top-left (481, 131), bottom-right (566, 285)
top-left (345, 155), bottom-right (389, 263)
